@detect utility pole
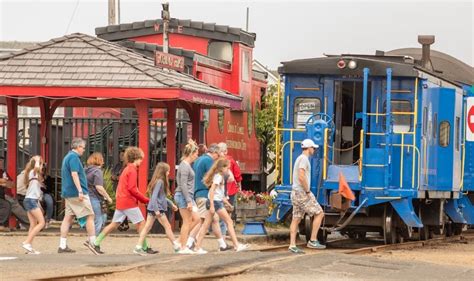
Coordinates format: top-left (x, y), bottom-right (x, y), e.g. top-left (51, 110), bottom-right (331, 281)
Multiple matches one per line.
top-left (246, 7), bottom-right (249, 31)
top-left (162, 2), bottom-right (170, 53)
top-left (108, 0), bottom-right (119, 25)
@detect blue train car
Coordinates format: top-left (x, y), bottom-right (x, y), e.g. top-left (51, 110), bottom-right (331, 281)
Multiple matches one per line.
top-left (269, 36), bottom-right (474, 243)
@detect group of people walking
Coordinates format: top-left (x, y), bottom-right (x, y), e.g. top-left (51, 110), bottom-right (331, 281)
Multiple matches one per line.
top-left (20, 137), bottom-right (248, 255)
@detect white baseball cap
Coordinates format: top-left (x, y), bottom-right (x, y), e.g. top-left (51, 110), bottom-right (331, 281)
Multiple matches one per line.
top-left (301, 139), bottom-right (319, 149)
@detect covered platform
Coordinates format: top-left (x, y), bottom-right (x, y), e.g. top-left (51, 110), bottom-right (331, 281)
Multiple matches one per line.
top-left (0, 33), bottom-right (241, 224)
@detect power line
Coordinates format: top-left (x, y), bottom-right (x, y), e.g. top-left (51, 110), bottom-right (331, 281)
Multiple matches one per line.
top-left (65, 0), bottom-right (81, 34)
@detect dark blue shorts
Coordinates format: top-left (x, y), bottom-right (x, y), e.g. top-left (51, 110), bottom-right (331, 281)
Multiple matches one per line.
top-left (147, 210), bottom-right (165, 216)
top-left (206, 200), bottom-right (224, 211)
top-left (23, 198), bottom-right (40, 212)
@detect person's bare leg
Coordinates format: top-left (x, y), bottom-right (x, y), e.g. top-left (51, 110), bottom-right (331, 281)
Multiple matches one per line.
top-left (189, 219), bottom-right (202, 240)
top-left (310, 213), bottom-right (324, 241)
top-left (137, 215), bottom-right (155, 247)
top-left (178, 209), bottom-right (192, 249)
top-left (194, 212), bottom-right (213, 250)
top-left (157, 215), bottom-right (176, 245)
top-left (289, 217), bottom-right (302, 247)
top-left (211, 215), bottom-right (223, 239)
top-left (60, 215), bottom-right (74, 239)
top-left (85, 214), bottom-right (96, 238)
top-left (217, 209), bottom-right (238, 247)
top-left (24, 210), bottom-right (44, 244)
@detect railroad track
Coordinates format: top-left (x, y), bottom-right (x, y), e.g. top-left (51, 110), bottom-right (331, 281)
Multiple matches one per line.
top-left (41, 232), bottom-right (474, 281)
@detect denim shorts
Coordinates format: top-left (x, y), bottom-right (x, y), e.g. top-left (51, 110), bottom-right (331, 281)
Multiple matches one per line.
top-left (174, 192), bottom-right (197, 209)
top-left (205, 199), bottom-right (224, 211)
top-left (23, 198), bottom-right (40, 212)
top-left (147, 210), bottom-right (165, 217)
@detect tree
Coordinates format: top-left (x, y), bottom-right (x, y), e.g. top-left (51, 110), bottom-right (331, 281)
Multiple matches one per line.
top-left (255, 84), bottom-right (283, 176)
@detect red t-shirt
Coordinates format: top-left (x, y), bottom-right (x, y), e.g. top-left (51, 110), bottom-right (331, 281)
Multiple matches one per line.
top-left (115, 163), bottom-right (149, 210)
top-left (226, 155), bottom-right (242, 196)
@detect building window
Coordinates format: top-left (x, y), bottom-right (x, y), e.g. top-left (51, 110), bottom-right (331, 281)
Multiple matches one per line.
top-left (208, 41), bottom-right (233, 62)
top-left (439, 121), bottom-right (450, 147)
top-left (202, 109), bottom-right (210, 131)
top-left (455, 117), bottom-right (460, 151)
top-left (383, 100), bottom-right (412, 133)
top-left (241, 51), bottom-right (250, 82)
top-left (247, 104), bottom-right (253, 137)
top-left (217, 109), bottom-right (224, 133)
top-left (422, 107), bottom-right (427, 136)
top-left (293, 98), bottom-right (321, 128)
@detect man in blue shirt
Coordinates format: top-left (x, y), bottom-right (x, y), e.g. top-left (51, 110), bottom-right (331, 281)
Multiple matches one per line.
top-left (187, 144), bottom-right (230, 251)
top-left (58, 138), bottom-right (100, 255)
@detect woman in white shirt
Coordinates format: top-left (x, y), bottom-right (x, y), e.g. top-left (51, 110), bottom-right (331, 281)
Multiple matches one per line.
top-left (21, 155), bottom-right (45, 254)
top-left (193, 158), bottom-right (249, 253)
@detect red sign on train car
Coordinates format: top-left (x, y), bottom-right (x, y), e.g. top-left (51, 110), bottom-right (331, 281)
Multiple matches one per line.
top-left (467, 97), bottom-right (474, 141)
top-left (154, 51), bottom-right (185, 72)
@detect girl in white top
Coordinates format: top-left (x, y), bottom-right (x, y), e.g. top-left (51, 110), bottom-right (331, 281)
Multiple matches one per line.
top-left (21, 155), bottom-right (45, 254)
top-left (193, 158), bottom-right (249, 253)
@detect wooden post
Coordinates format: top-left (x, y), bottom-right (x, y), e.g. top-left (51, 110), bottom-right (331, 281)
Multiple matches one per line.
top-left (6, 98), bottom-right (18, 228)
top-left (191, 104), bottom-right (201, 143)
top-left (135, 100), bottom-right (149, 215)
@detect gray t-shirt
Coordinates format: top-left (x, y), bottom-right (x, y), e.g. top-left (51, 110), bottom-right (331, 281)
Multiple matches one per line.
top-left (292, 154), bottom-right (311, 192)
top-left (175, 160), bottom-right (195, 203)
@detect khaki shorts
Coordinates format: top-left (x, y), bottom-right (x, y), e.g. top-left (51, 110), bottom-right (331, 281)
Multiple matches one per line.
top-left (291, 190), bottom-right (323, 219)
top-left (196, 197), bottom-right (219, 220)
top-left (64, 195), bottom-right (94, 218)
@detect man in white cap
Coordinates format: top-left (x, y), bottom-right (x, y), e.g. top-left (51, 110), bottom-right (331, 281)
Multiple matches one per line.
top-left (288, 139), bottom-right (325, 253)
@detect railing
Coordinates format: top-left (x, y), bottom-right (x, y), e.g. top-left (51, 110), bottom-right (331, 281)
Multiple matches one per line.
top-left (277, 128), bottom-right (305, 184)
top-left (0, 116), bottom-right (191, 220)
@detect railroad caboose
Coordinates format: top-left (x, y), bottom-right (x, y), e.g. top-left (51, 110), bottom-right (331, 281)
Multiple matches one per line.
top-left (269, 35), bottom-right (474, 244)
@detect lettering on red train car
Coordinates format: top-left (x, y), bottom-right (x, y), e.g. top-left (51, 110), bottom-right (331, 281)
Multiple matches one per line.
top-left (154, 51), bottom-right (185, 72)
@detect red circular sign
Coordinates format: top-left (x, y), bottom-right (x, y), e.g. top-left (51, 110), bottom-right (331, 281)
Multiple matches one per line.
top-left (469, 105), bottom-right (474, 134)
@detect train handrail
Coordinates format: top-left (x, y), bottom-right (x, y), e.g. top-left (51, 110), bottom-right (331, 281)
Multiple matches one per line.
top-left (280, 140), bottom-right (302, 184)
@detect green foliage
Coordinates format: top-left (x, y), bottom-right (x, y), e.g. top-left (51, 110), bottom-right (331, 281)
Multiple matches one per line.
top-left (103, 168), bottom-right (116, 213)
top-left (255, 84), bottom-right (283, 167)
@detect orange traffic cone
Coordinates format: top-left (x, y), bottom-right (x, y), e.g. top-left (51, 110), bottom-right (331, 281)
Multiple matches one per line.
top-left (339, 172), bottom-right (355, 201)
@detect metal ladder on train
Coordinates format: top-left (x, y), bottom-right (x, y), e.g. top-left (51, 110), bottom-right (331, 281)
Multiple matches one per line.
top-left (361, 68), bottom-right (393, 188)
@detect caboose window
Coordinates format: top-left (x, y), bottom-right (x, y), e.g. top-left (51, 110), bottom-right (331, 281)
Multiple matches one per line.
top-left (241, 51), bottom-right (250, 82)
top-left (383, 100), bottom-right (412, 133)
top-left (208, 41), bottom-right (233, 62)
top-left (293, 98), bottom-right (321, 128)
top-left (439, 121), bottom-right (450, 147)
top-left (422, 107), bottom-right (427, 136)
top-left (455, 117), bottom-right (460, 151)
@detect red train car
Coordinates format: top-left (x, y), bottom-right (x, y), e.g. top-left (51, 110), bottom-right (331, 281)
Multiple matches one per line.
top-left (87, 18), bottom-right (267, 190)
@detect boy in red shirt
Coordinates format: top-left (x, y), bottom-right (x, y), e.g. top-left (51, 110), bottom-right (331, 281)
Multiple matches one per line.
top-left (93, 147), bottom-right (154, 254)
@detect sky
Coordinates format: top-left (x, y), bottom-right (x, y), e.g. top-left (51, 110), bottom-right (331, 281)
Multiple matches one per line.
top-left (0, 0), bottom-right (472, 69)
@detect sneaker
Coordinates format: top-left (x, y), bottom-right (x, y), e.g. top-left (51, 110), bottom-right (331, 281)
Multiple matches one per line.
top-left (133, 247), bottom-right (148, 256)
top-left (26, 248), bottom-right (40, 255)
top-left (57, 246), bottom-right (76, 253)
top-left (83, 241), bottom-right (101, 255)
top-left (194, 248), bottom-right (208, 255)
top-left (177, 247), bottom-right (195, 255)
top-left (22, 243), bottom-right (34, 254)
top-left (173, 242), bottom-right (181, 253)
top-left (145, 247), bottom-right (159, 254)
top-left (307, 240), bottom-right (326, 249)
top-left (235, 243), bottom-right (250, 252)
top-left (218, 245), bottom-right (232, 252)
top-left (288, 246), bottom-right (305, 254)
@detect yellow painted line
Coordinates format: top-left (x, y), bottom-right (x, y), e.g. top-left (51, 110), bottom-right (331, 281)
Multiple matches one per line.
top-left (294, 87), bottom-right (320, 91)
top-left (375, 197), bottom-right (402, 200)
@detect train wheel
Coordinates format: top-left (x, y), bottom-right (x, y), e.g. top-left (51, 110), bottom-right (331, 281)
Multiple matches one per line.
top-left (317, 228), bottom-right (328, 244)
top-left (383, 205), bottom-right (399, 244)
top-left (419, 226), bottom-right (432, 240)
top-left (348, 231), bottom-right (367, 240)
top-left (453, 223), bottom-right (464, 235)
